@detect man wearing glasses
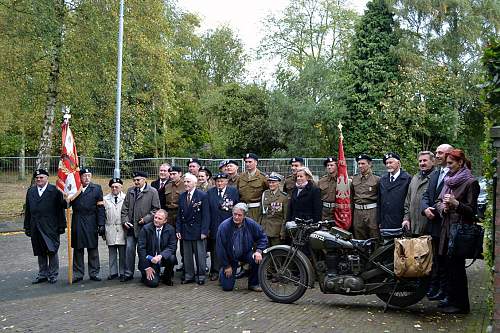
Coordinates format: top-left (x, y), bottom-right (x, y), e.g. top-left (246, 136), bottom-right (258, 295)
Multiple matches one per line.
top-left (120, 171), bottom-right (160, 282)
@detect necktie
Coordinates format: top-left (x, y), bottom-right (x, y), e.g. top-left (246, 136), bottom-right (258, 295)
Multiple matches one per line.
top-left (156, 229), bottom-right (161, 254)
top-left (114, 196), bottom-right (118, 204)
top-left (187, 192), bottom-right (191, 205)
top-left (437, 169), bottom-right (446, 188)
top-left (390, 175), bottom-right (394, 183)
top-left (218, 189), bottom-right (223, 199)
top-left (160, 181), bottom-right (165, 189)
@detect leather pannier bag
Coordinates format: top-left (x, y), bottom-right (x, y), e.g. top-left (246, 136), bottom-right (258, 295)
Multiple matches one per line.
top-left (394, 236), bottom-right (433, 278)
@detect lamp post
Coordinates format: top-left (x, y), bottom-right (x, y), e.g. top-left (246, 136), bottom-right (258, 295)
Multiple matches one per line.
top-left (114, 0), bottom-right (124, 178)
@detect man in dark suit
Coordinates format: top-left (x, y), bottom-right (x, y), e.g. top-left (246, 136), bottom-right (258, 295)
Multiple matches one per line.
top-left (378, 153), bottom-right (412, 229)
top-left (176, 173), bottom-right (210, 285)
top-left (137, 209), bottom-right (177, 288)
top-left (151, 163), bottom-right (170, 210)
top-left (70, 168), bottom-right (106, 283)
top-left (421, 144), bottom-right (453, 302)
top-left (206, 173), bottom-right (240, 280)
top-left (24, 169), bottom-right (66, 284)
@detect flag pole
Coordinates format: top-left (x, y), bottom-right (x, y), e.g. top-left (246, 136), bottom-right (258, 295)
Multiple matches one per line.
top-left (67, 208), bottom-right (72, 284)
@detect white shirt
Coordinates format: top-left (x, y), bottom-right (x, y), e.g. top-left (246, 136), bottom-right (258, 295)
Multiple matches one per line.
top-left (390, 169), bottom-right (401, 181)
top-left (38, 183), bottom-right (48, 197)
top-left (217, 187), bottom-right (226, 197)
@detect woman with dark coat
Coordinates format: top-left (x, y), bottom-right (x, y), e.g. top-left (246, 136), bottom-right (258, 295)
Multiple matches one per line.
top-left (436, 149), bottom-right (480, 314)
top-left (286, 167), bottom-right (322, 223)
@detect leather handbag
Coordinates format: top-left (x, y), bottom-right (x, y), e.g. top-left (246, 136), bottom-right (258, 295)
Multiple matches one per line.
top-left (447, 222), bottom-right (484, 260)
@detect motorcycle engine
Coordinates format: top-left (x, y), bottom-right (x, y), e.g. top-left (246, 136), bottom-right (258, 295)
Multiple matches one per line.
top-left (322, 253), bottom-right (365, 293)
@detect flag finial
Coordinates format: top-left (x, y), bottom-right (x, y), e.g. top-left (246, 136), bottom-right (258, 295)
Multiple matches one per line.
top-left (338, 121), bottom-right (343, 140)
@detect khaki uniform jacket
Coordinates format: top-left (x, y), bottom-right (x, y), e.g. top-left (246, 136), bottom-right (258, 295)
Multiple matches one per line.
top-left (260, 189), bottom-right (288, 238)
top-left (283, 174), bottom-right (296, 194)
top-left (227, 174), bottom-right (239, 188)
top-left (237, 169), bottom-right (269, 203)
top-left (350, 171), bottom-right (379, 205)
top-left (164, 179), bottom-right (185, 210)
top-left (403, 171), bottom-right (432, 235)
top-left (318, 174), bottom-right (337, 202)
top-left (103, 192), bottom-right (126, 246)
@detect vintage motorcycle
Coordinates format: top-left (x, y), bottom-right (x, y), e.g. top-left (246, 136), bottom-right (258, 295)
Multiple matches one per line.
top-left (258, 218), bottom-right (429, 309)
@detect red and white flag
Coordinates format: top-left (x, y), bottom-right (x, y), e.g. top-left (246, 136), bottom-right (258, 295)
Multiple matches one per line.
top-left (334, 123), bottom-right (352, 230)
top-left (56, 114), bottom-right (81, 200)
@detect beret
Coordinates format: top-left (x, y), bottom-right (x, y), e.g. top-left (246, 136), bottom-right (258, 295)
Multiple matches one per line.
top-left (79, 167), bottom-right (91, 175)
top-left (132, 170), bottom-right (148, 178)
top-left (289, 157), bottom-right (304, 164)
top-left (169, 166), bottom-right (182, 173)
top-left (244, 153), bottom-right (258, 161)
top-left (108, 178), bottom-right (123, 187)
top-left (323, 157), bottom-right (337, 166)
top-left (356, 154), bottom-right (372, 162)
top-left (187, 158), bottom-right (201, 167)
top-left (33, 169), bottom-right (49, 177)
top-left (199, 166), bottom-right (212, 178)
top-left (383, 152), bottom-right (400, 164)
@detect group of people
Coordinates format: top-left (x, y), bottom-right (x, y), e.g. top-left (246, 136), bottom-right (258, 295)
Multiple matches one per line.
top-left (24, 147), bottom-right (480, 314)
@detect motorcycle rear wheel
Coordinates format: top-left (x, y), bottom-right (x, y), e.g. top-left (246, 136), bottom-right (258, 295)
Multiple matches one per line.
top-left (259, 249), bottom-right (308, 304)
top-left (376, 277), bottom-right (429, 308)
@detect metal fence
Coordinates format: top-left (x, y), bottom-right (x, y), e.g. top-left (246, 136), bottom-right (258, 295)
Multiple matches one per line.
top-left (0, 156), bottom-right (387, 183)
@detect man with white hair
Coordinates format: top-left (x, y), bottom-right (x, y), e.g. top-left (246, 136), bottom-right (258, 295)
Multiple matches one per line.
top-left (176, 173), bottom-right (210, 285)
top-left (216, 203), bottom-right (268, 292)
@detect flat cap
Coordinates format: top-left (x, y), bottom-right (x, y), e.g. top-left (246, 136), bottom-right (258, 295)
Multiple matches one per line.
top-left (132, 170), bottom-right (148, 178)
top-left (356, 154), bottom-right (372, 162)
top-left (323, 157), bottom-right (337, 166)
top-left (383, 152), bottom-right (400, 164)
top-left (33, 169), bottom-right (49, 177)
top-left (108, 178), bottom-right (123, 187)
top-left (244, 153), bottom-right (258, 161)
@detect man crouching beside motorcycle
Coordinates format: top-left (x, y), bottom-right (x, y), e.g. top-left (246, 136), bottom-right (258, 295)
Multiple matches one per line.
top-left (216, 203), bottom-right (268, 292)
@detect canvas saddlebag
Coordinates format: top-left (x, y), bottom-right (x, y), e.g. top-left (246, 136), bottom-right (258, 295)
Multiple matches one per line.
top-left (394, 236), bottom-right (433, 278)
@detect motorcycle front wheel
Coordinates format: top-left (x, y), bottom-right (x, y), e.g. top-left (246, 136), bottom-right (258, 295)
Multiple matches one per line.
top-left (258, 249), bottom-right (308, 304)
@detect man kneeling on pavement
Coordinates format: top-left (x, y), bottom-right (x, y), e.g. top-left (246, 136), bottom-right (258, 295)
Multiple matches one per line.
top-left (216, 203), bottom-right (268, 292)
top-left (138, 209), bottom-right (177, 288)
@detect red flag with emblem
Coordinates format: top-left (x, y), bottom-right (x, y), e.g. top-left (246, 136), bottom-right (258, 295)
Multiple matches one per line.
top-left (56, 114), bottom-right (81, 200)
top-left (334, 123), bottom-right (351, 230)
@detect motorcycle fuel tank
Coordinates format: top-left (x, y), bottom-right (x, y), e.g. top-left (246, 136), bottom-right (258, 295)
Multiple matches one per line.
top-left (310, 231), bottom-right (354, 251)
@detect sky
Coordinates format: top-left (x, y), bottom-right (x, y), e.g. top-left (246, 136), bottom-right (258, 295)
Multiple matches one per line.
top-left (178, 0), bottom-right (369, 82)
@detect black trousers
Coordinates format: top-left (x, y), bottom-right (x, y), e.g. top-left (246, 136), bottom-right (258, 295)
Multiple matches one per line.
top-left (445, 255), bottom-right (470, 311)
top-left (141, 254), bottom-right (176, 288)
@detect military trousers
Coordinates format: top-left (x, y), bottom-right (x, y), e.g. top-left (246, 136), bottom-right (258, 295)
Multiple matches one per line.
top-left (352, 207), bottom-right (379, 240)
top-left (73, 247), bottom-right (100, 279)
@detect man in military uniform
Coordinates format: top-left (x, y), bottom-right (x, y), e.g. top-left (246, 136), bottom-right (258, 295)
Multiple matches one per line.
top-left (151, 163), bottom-right (170, 210)
top-left (283, 157), bottom-right (304, 195)
top-left (164, 166), bottom-right (185, 227)
top-left (260, 172), bottom-right (288, 246)
top-left (187, 158), bottom-right (201, 176)
top-left (318, 157), bottom-right (337, 220)
top-left (24, 169), bottom-right (66, 284)
top-left (351, 154), bottom-right (380, 240)
top-left (237, 153), bottom-right (268, 221)
top-left (70, 168), bottom-right (106, 282)
top-left (224, 160), bottom-right (240, 188)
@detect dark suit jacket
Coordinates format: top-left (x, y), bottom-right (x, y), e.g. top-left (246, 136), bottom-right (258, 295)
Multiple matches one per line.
top-left (378, 170), bottom-right (412, 229)
top-left (420, 169), bottom-right (445, 238)
top-left (286, 181), bottom-right (322, 223)
top-left (176, 189), bottom-right (210, 240)
top-left (24, 184), bottom-right (66, 256)
top-left (151, 178), bottom-right (170, 210)
top-left (137, 222), bottom-right (177, 271)
top-left (207, 186), bottom-right (240, 237)
top-left (70, 183), bottom-right (105, 249)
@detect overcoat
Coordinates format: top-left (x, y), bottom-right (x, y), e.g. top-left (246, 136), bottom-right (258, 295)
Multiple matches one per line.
top-left (121, 184), bottom-right (160, 238)
top-left (378, 170), bottom-right (412, 229)
top-left (403, 170), bottom-right (433, 235)
top-left (24, 184), bottom-right (66, 256)
top-left (70, 183), bottom-right (105, 249)
top-left (286, 181), bottom-right (322, 223)
top-left (103, 192), bottom-right (126, 246)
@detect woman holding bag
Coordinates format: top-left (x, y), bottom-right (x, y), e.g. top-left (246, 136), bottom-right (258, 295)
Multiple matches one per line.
top-left (437, 149), bottom-right (480, 314)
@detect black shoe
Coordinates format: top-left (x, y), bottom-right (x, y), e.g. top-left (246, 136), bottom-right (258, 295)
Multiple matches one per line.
top-left (120, 275), bottom-right (133, 282)
top-left (197, 280), bottom-right (205, 285)
top-left (438, 297), bottom-right (450, 308)
top-left (72, 277), bottom-right (83, 283)
top-left (108, 274), bottom-right (118, 280)
top-left (176, 265), bottom-right (184, 272)
top-left (48, 278), bottom-right (57, 284)
top-left (428, 290), bottom-right (446, 301)
top-left (235, 269), bottom-right (248, 280)
top-left (441, 306), bottom-right (470, 314)
top-left (181, 279), bottom-right (195, 285)
top-left (32, 277), bottom-right (48, 284)
top-left (162, 278), bottom-right (173, 286)
top-left (89, 276), bottom-right (101, 282)
top-left (209, 273), bottom-right (219, 281)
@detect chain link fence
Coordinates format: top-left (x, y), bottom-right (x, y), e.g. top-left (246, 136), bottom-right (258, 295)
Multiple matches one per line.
top-left (0, 156), bottom-right (386, 184)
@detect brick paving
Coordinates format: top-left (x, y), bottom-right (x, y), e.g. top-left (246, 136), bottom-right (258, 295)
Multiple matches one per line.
top-left (0, 231), bottom-right (490, 333)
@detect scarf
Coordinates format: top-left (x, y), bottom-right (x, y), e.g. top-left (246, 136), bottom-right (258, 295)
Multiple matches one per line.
top-left (439, 166), bottom-right (474, 199)
top-left (295, 181), bottom-right (308, 189)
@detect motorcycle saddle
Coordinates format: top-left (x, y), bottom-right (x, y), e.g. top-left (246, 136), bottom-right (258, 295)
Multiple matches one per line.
top-left (380, 228), bottom-right (403, 238)
top-left (351, 238), bottom-right (375, 249)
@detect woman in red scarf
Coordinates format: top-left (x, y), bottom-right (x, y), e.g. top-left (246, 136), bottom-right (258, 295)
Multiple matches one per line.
top-left (436, 149), bottom-right (480, 314)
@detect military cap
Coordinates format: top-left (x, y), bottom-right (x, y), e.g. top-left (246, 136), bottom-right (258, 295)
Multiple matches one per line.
top-left (213, 173), bottom-right (228, 180)
top-left (323, 157), bottom-right (338, 166)
top-left (132, 170), bottom-right (148, 178)
top-left (79, 167), bottom-right (91, 175)
top-left (33, 169), bottom-right (49, 177)
top-left (267, 172), bottom-right (283, 182)
top-left (199, 166), bottom-right (212, 179)
top-left (383, 152), bottom-right (401, 164)
top-left (108, 178), bottom-right (123, 187)
top-left (187, 158), bottom-right (201, 167)
top-left (356, 154), bottom-right (372, 162)
top-left (244, 153), bottom-right (258, 161)
top-left (289, 157), bottom-right (304, 165)
top-left (226, 159), bottom-right (239, 166)
top-left (218, 159), bottom-right (229, 169)
top-left (168, 166), bottom-right (182, 173)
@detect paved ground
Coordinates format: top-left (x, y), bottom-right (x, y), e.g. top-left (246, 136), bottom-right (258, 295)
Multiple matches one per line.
top-left (0, 223), bottom-right (490, 333)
